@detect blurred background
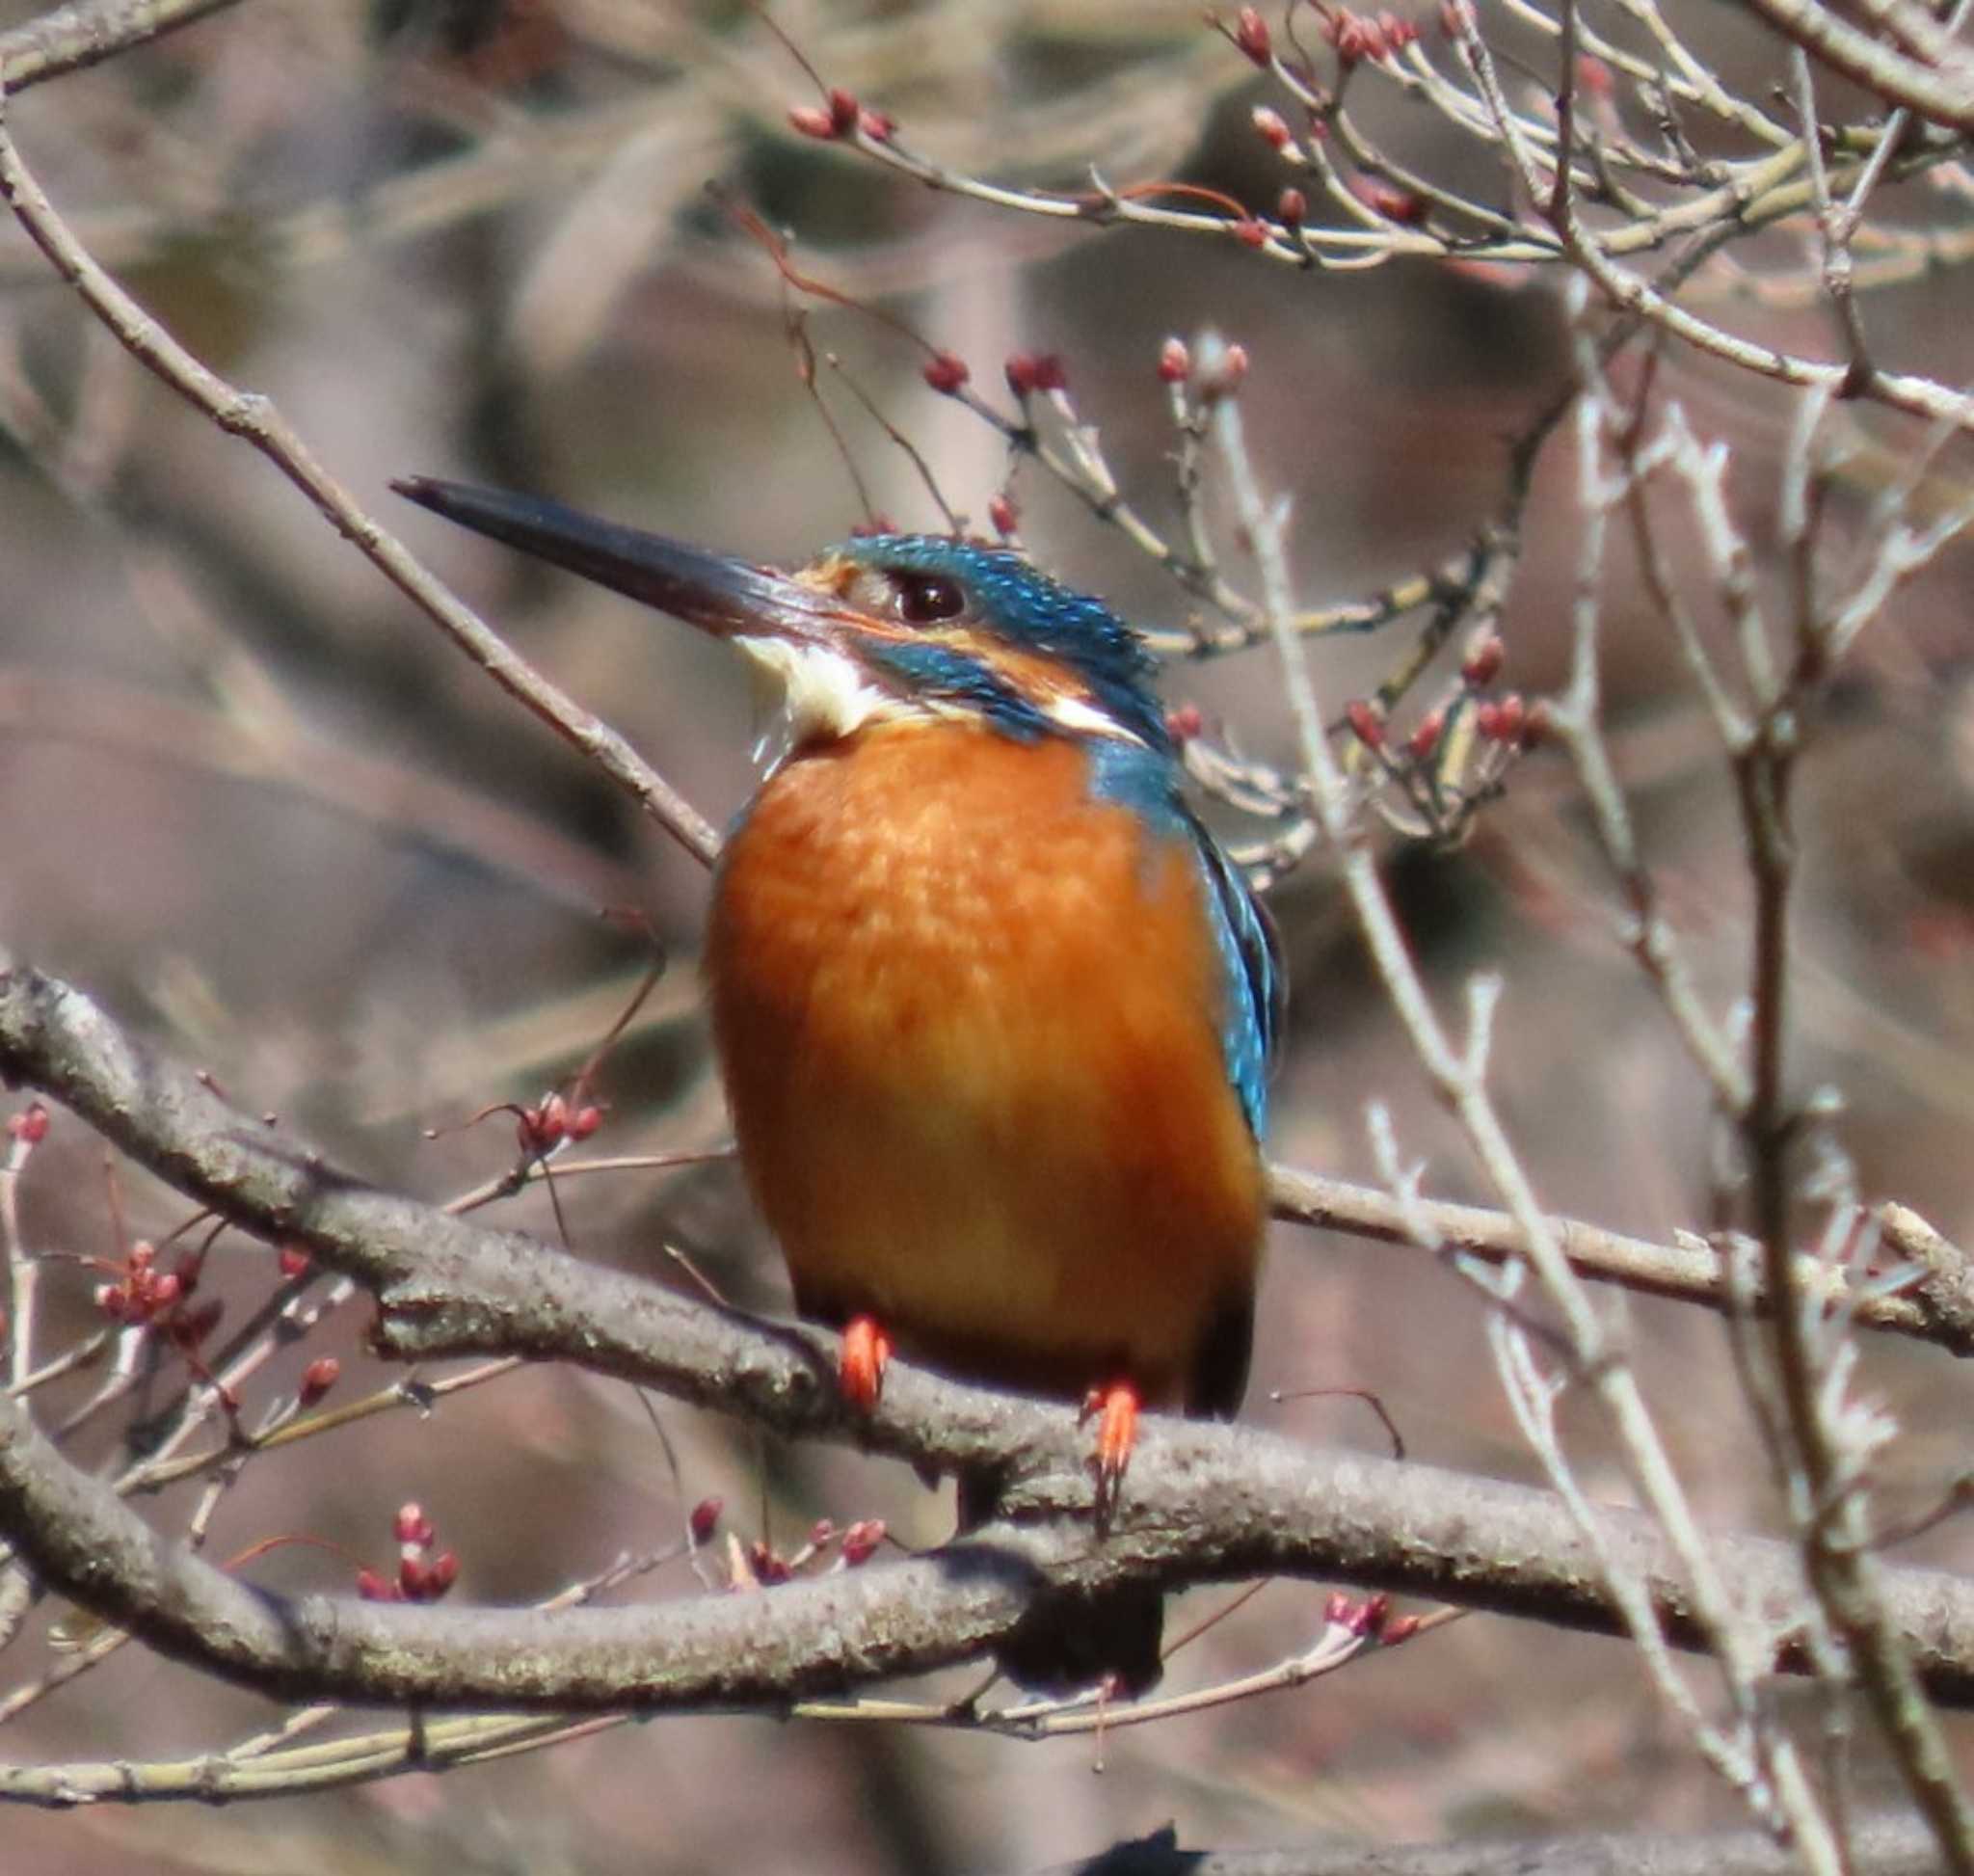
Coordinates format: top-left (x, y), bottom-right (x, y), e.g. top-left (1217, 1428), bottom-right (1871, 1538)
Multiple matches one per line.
top-left (3, 2), bottom-right (1974, 1870)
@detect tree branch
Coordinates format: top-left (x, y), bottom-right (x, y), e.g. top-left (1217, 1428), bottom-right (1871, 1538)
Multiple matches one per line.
top-left (8, 962), bottom-right (1974, 1714)
top-left (0, 0), bottom-right (246, 95)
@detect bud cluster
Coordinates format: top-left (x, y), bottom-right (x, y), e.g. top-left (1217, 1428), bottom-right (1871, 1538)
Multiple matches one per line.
top-left (358, 1501), bottom-right (461, 1602)
top-left (787, 87), bottom-right (893, 144)
top-left (1342, 621), bottom-right (1541, 840)
top-left (515, 1087), bottom-right (603, 1159)
top-left (95, 1241), bottom-right (184, 1327)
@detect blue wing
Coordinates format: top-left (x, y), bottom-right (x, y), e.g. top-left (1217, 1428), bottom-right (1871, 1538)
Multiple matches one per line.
top-left (1085, 740), bottom-right (1281, 1139)
top-left (1185, 806), bottom-right (1280, 1139)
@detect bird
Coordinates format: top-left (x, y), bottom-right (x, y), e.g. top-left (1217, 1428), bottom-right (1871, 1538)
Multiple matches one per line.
top-left (393, 475), bottom-right (1280, 1693)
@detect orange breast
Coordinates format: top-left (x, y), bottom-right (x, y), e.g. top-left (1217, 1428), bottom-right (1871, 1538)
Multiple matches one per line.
top-left (706, 724), bottom-right (1263, 1412)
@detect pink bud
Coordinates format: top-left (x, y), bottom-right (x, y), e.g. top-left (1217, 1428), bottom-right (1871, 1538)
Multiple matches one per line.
top-left (921, 352), bottom-right (970, 394)
top-left (1460, 629), bottom-right (1505, 687)
top-left (1251, 105), bottom-right (1293, 151)
top-left (1406, 708), bottom-right (1445, 763)
top-left (299, 1356), bottom-right (340, 1407)
top-left (1004, 351), bottom-right (1067, 396)
top-left (7, 1103), bottom-right (48, 1144)
top-left (840, 1519), bottom-right (886, 1567)
top-left (1346, 699), bottom-right (1386, 751)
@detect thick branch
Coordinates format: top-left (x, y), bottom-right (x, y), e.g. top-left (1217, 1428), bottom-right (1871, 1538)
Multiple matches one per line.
top-left (9, 963), bottom-right (1974, 1712)
top-left (0, 0), bottom-right (245, 94)
top-left (1741, 0), bottom-right (1974, 133)
top-left (1267, 1166), bottom-right (1974, 1356)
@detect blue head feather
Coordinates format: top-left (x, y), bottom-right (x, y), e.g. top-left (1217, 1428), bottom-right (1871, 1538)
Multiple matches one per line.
top-left (840, 536), bottom-right (1172, 752)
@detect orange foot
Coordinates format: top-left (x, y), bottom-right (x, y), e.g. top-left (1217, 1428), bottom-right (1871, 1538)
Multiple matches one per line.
top-left (840, 1315), bottom-right (893, 1410)
top-left (1080, 1380), bottom-right (1141, 1521)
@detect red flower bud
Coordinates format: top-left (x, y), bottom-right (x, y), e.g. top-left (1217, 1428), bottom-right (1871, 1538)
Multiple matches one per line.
top-left (394, 1502), bottom-right (435, 1547)
top-left (356, 1567), bottom-right (397, 1601)
top-left (1004, 351), bottom-right (1067, 396)
top-left (690, 1497), bottom-right (724, 1545)
top-left (1157, 336), bottom-right (1191, 384)
top-left (840, 1518), bottom-right (886, 1567)
top-left (6, 1103), bottom-right (48, 1145)
top-left (1406, 708), bottom-right (1445, 763)
top-left (1197, 341), bottom-right (1250, 399)
top-left (987, 492), bottom-right (1020, 539)
top-left (299, 1355), bottom-right (340, 1407)
top-left (921, 351), bottom-right (970, 394)
top-left (1234, 7), bottom-right (1272, 63)
top-left (1232, 217), bottom-right (1268, 249)
top-left (749, 1540), bottom-right (791, 1585)
top-left (1350, 1592), bottom-right (1393, 1637)
top-left (1277, 186), bottom-right (1308, 228)
top-left (787, 104), bottom-right (836, 140)
top-left (1460, 629), bottom-right (1505, 687)
top-left (278, 1245), bottom-right (311, 1280)
top-left (1251, 105), bottom-right (1293, 150)
top-left (1165, 703), bottom-right (1205, 743)
top-left (1353, 177), bottom-right (1427, 224)
top-left (1346, 698), bottom-right (1386, 750)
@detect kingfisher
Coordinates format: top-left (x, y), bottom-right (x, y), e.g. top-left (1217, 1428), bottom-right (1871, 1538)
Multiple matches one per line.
top-left (394, 476), bottom-right (1280, 1692)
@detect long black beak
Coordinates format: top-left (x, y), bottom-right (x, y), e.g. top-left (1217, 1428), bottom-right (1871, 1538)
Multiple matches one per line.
top-left (392, 476), bottom-right (839, 641)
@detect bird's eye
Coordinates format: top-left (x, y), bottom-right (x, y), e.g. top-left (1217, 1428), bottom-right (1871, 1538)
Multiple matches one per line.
top-left (895, 573), bottom-right (965, 625)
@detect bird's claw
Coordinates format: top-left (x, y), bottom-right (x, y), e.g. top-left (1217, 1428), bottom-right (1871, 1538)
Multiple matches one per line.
top-left (840, 1315), bottom-right (893, 1410)
top-left (1081, 1380), bottom-right (1140, 1524)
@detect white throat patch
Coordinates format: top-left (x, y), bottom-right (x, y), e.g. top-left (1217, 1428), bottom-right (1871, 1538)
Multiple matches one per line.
top-left (738, 636), bottom-right (899, 750)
